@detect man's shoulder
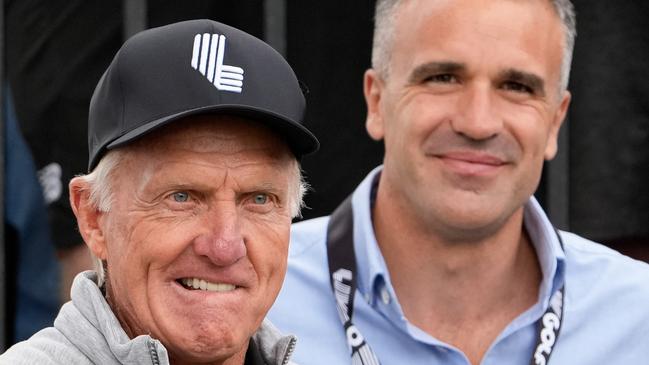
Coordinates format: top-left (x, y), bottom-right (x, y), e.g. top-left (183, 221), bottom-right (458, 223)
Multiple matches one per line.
top-left (555, 232), bottom-right (649, 360)
top-left (0, 327), bottom-right (90, 365)
top-left (288, 216), bottom-right (330, 257)
top-left (561, 231), bottom-right (649, 273)
top-left (269, 215), bottom-right (348, 364)
top-left (561, 230), bottom-right (649, 301)
top-left (283, 216), bottom-right (332, 283)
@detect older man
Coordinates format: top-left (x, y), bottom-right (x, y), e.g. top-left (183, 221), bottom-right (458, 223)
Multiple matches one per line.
top-left (269, 0), bottom-right (649, 364)
top-left (0, 19), bottom-right (318, 365)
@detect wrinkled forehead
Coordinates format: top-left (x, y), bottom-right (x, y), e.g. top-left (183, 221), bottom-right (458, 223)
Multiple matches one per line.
top-left (129, 114), bottom-right (294, 159)
top-left (104, 115), bottom-right (297, 196)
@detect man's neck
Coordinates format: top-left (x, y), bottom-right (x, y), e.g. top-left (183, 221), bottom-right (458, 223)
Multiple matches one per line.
top-left (371, 182), bottom-right (542, 364)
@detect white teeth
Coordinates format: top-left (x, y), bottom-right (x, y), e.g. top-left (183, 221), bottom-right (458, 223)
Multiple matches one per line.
top-left (181, 278), bottom-right (236, 292)
top-left (207, 282), bottom-right (236, 291)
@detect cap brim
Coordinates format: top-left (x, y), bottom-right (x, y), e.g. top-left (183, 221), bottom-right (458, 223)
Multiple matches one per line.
top-left (106, 104), bottom-right (319, 157)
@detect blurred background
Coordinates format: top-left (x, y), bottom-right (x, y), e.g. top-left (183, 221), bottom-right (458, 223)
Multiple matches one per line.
top-left (1, 0), bottom-right (647, 351)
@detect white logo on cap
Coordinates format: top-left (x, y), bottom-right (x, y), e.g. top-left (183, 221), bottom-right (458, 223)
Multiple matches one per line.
top-left (37, 162), bottom-right (63, 205)
top-left (191, 33), bottom-right (244, 93)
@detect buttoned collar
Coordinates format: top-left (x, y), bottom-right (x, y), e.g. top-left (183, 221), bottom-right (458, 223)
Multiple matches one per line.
top-left (351, 166), bottom-right (567, 327)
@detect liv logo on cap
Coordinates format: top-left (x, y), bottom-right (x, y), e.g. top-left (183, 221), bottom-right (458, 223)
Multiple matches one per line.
top-left (191, 33), bottom-right (244, 93)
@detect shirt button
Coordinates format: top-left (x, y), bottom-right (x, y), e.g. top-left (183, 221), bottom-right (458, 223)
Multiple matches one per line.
top-left (381, 288), bottom-right (391, 305)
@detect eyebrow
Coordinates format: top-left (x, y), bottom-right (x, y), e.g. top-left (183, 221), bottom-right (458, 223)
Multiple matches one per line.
top-left (498, 68), bottom-right (546, 96)
top-left (408, 61), bottom-right (466, 83)
top-left (246, 181), bottom-right (281, 192)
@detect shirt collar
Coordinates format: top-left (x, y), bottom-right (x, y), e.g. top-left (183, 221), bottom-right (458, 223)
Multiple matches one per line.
top-left (351, 166), bottom-right (391, 306)
top-left (523, 197), bottom-right (567, 306)
top-left (351, 165), bottom-right (566, 309)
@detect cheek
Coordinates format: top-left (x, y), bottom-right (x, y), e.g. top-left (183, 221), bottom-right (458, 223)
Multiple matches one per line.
top-left (243, 217), bottom-right (290, 283)
top-left (505, 111), bottom-right (553, 160)
top-left (391, 94), bottom-right (449, 142)
top-left (102, 215), bottom-right (135, 274)
top-left (108, 216), bottom-right (195, 277)
top-left (528, 127), bottom-right (554, 160)
top-left (382, 103), bottom-right (415, 156)
top-left (242, 218), bottom-right (290, 316)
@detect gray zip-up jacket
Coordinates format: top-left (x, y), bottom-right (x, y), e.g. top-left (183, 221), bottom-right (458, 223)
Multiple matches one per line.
top-left (0, 271), bottom-right (297, 365)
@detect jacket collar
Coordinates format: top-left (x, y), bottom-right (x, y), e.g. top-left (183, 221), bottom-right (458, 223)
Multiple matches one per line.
top-left (55, 271), bottom-right (296, 365)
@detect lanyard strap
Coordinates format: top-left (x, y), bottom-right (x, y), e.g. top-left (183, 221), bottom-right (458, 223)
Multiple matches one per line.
top-left (326, 195), bottom-right (565, 365)
top-left (531, 230), bottom-right (566, 365)
top-left (327, 196), bottom-right (381, 365)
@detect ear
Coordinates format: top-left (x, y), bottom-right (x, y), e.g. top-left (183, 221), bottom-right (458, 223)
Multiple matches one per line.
top-left (364, 69), bottom-right (386, 141)
top-left (544, 91), bottom-right (571, 160)
top-left (69, 177), bottom-right (108, 260)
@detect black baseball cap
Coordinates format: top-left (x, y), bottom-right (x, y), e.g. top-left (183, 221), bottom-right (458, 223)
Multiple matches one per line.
top-left (87, 19), bottom-right (319, 171)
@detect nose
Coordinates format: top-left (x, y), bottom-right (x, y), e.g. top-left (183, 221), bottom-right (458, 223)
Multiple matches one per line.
top-left (192, 202), bottom-right (246, 266)
top-left (451, 83), bottom-right (502, 141)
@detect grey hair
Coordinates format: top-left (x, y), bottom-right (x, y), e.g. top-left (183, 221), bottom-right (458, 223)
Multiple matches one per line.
top-left (79, 149), bottom-right (307, 287)
top-left (371, 0), bottom-right (577, 91)
top-left (76, 150), bottom-right (124, 287)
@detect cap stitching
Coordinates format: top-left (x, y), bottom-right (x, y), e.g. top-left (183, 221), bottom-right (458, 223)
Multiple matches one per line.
top-left (116, 48), bottom-right (126, 142)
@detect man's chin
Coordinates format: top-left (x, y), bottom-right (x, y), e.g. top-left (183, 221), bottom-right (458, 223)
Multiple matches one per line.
top-left (163, 327), bottom-right (249, 364)
top-left (152, 282), bottom-right (263, 360)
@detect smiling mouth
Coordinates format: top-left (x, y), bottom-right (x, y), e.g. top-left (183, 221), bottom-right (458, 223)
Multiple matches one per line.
top-left (433, 153), bottom-right (507, 177)
top-left (436, 152), bottom-right (505, 166)
top-left (178, 278), bottom-right (236, 292)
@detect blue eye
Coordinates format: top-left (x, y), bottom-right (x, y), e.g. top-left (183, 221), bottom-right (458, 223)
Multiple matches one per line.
top-left (253, 194), bottom-right (268, 204)
top-left (172, 192), bottom-right (190, 202)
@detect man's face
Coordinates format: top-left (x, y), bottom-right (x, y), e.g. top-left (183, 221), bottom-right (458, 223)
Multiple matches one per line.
top-left (93, 116), bottom-right (295, 363)
top-left (365, 0), bottom-right (571, 240)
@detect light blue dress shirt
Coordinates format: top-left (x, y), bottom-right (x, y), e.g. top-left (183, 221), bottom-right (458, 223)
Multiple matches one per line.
top-left (269, 166), bottom-right (649, 364)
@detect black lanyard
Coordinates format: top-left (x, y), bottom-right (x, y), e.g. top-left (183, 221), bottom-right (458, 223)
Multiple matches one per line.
top-left (326, 195), bottom-right (565, 365)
